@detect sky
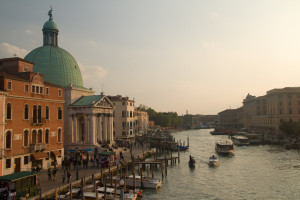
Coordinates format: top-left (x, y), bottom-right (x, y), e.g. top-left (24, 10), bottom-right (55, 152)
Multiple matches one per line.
top-left (1, 1), bottom-right (300, 115)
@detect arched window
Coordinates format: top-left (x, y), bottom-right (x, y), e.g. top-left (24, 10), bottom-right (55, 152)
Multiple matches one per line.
top-left (33, 105), bottom-right (37, 123)
top-left (45, 106), bottom-right (49, 120)
top-left (6, 103), bottom-right (11, 120)
top-left (58, 107), bottom-right (62, 120)
top-left (32, 130), bottom-right (37, 144)
top-left (38, 130), bottom-right (42, 143)
top-left (38, 105), bottom-right (42, 123)
top-left (24, 130), bottom-right (29, 146)
top-left (58, 129), bottom-right (62, 143)
top-left (6, 131), bottom-right (11, 149)
top-left (24, 104), bottom-right (29, 120)
top-left (45, 129), bottom-right (49, 144)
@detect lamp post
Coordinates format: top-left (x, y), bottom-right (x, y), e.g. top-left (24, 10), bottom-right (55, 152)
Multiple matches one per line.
top-left (75, 147), bottom-right (79, 180)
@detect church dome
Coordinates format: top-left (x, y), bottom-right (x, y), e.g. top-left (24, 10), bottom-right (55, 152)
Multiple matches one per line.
top-left (24, 8), bottom-right (83, 88)
top-left (43, 20), bottom-right (58, 31)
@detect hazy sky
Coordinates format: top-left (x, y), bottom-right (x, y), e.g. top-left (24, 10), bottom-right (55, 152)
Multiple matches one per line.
top-left (1, 1), bottom-right (300, 115)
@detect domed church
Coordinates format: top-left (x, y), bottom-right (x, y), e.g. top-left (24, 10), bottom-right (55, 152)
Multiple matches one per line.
top-left (25, 8), bottom-right (83, 88)
top-left (25, 8), bottom-right (114, 153)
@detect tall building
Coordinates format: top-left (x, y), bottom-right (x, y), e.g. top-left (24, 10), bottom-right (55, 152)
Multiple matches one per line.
top-left (135, 107), bottom-right (149, 136)
top-left (0, 57), bottom-right (64, 175)
top-left (217, 108), bottom-right (243, 130)
top-left (24, 9), bottom-right (114, 152)
top-left (108, 95), bottom-right (135, 140)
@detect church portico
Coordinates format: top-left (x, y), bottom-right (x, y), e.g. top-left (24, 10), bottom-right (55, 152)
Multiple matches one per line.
top-left (65, 95), bottom-right (114, 152)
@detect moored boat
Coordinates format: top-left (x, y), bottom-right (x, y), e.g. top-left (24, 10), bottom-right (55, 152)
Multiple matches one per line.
top-left (126, 175), bottom-right (161, 189)
top-left (215, 140), bottom-right (234, 156)
top-left (232, 136), bottom-right (249, 145)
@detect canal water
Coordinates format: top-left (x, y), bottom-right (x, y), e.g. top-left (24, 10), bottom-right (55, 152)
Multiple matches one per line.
top-left (143, 129), bottom-right (300, 200)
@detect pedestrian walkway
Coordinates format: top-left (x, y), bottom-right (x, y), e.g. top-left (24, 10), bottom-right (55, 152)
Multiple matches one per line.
top-left (38, 145), bottom-right (153, 193)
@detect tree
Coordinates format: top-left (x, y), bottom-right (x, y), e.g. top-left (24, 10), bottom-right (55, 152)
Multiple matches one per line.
top-left (279, 120), bottom-right (300, 138)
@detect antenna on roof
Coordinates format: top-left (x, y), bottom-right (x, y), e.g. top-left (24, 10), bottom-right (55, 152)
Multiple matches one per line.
top-left (13, 53), bottom-right (17, 57)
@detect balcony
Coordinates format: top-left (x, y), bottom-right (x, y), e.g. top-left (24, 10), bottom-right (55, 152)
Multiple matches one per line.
top-left (31, 118), bottom-right (46, 126)
top-left (30, 143), bottom-right (46, 152)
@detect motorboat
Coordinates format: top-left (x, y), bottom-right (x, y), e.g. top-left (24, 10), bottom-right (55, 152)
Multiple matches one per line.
top-left (215, 140), bottom-right (234, 156)
top-left (209, 155), bottom-right (219, 166)
top-left (232, 136), bottom-right (249, 145)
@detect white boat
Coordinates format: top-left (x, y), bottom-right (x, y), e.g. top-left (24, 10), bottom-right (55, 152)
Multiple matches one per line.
top-left (126, 175), bottom-right (161, 189)
top-left (244, 133), bottom-right (261, 144)
top-left (215, 140), bottom-right (234, 156)
top-left (232, 136), bottom-right (249, 145)
top-left (209, 155), bottom-right (219, 166)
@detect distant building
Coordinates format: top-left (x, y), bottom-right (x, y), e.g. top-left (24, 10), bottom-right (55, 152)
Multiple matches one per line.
top-left (243, 87), bottom-right (300, 134)
top-left (0, 57), bottom-right (64, 175)
top-left (217, 108), bottom-right (243, 130)
top-left (135, 108), bottom-right (149, 136)
top-left (181, 114), bottom-right (217, 129)
top-left (108, 95), bottom-right (135, 140)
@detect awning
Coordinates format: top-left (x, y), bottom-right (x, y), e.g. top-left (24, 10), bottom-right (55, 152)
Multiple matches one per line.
top-left (51, 150), bottom-right (61, 157)
top-left (32, 152), bottom-right (48, 160)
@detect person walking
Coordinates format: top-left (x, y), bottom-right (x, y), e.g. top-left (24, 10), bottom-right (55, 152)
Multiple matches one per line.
top-left (47, 168), bottom-right (52, 181)
top-left (67, 171), bottom-right (72, 183)
top-left (62, 171), bottom-right (66, 183)
top-left (52, 167), bottom-right (57, 181)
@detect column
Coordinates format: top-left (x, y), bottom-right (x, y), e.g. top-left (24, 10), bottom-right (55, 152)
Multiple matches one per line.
top-left (110, 115), bottom-right (114, 141)
top-left (89, 114), bottom-right (96, 145)
top-left (103, 114), bottom-right (107, 141)
top-left (73, 115), bottom-right (78, 143)
top-left (84, 114), bottom-right (89, 145)
top-left (98, 115), bottom-right (102, 143)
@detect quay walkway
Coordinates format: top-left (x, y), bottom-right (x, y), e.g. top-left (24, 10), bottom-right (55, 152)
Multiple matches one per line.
top-left (31, 145), bottom-right (153, 199)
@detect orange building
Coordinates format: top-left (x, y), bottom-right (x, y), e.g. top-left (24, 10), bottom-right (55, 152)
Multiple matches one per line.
top-left (0, 57), bottom-right (64, 175)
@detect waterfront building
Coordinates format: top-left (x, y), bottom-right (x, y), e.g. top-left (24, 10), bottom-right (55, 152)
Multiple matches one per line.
top-left (24, 9), bottom-right (114, 152)
top-left (108, 95), bottom-right (135, 140)
top-left (243, 87), bottom-right (300, 134)
top-left (135, 107), bottom-right (149, 136)
top-left (0, 57), bottom-right (64, 175)
top-left (217, 107), bottom-right (244, 130)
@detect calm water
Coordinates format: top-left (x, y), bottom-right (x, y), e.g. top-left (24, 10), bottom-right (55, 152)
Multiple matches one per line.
top-left (143, 129), bottom-right (300, 200)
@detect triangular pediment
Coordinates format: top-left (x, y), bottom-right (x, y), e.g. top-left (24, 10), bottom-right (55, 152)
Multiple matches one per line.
top-left (95, 96), bottom-right (114, 108)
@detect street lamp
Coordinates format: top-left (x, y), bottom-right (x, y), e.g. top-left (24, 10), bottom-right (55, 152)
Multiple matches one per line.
top-left (75, 147), bottom-right (79, 180)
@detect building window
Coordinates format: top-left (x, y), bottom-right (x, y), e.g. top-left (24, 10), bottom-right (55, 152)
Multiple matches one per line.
top-left (6, 131), bottom-right (11, 149)
top-left (58, 129), bottom-right (62, 143)
top-left (122, 111), bottom-right (126, 118)
top-left (25, 84), bottom-right (29, 92)
top-left (58, 89), bottom-right (61, 97)
top-left (279, 109), bottom-right (282, 115)
top-left (289, 101), bottom-right (292, 106)
top-left (46, 88), bottom-right (49, 95)
top-left (24, 130), bottom-right (29, 146)
top-left (32, 85), bottom-right (35, 93)
top-left (6, 159), bottom-right (11, 168)
top-left (122, 131), bottom-right (126, 136)
top-left (36, 86), bottom-right (39, 94)
top-left (24, 104), bottom-right (29, 120)
top-left (32, 130), bottom-right (37, 144)
top-left (45, 129), bottom-right (49, 144)
top-left (33, 105), bottom-right (37, 123)
top-left (58, 107), bottom-right (62, 120)
top-left (38, 130), bottom-right (42, 143)
top-left (24, 156), bottom-right (29, 165)
top-left (122, 122), bottom-right (126, 128)
top-left (40, 87), bottom-right (43, 94)
top-left (122, 102), bottom-right (125, 106)
top-left (7, 81), bottom-right (12, 90)
top-left (38, 105), bottom-right (42, 123)
top-left (6, 103), bottom-right (11, 120)
top-left (289, 109), bottom-right (292, 115)
top-left (46, 106), bottom-right (49, 120)
top-left (130, 111), bottom-right (133, 118)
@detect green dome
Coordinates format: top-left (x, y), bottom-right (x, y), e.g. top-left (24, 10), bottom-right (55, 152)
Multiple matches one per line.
top-left (43, 20), bottom-right (58, 31)
top-left (24, 46), bottom-right (83, 88)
